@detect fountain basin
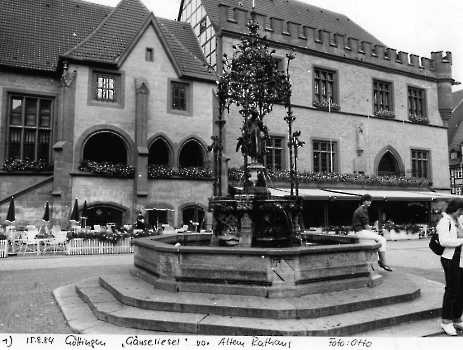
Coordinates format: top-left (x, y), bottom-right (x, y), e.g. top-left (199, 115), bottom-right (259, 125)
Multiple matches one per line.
top-left (131, 233), bottom-right (383, 298)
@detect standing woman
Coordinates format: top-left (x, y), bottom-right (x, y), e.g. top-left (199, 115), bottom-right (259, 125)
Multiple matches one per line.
top-left (438, 198), bottom-right (463, 336)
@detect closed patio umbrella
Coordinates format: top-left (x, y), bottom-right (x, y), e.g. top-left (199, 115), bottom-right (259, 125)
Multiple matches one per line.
top-left (81, 201), bottom-right (88, 228)
top-left (42, 202), bottom-right (50, 222)
top-left (6, 197), bottom-right (15, 223)
top-left (191, 204), bottom-right (199, 232)
top-left (70, 199), bottom-right (80, 223)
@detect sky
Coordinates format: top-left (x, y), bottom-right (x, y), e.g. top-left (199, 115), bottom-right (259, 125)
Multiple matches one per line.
top-left (88, 0), bottom-right (463, 93)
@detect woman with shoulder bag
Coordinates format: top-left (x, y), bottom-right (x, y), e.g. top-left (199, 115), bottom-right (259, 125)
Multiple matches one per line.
top-left (437, 198), bottom-right (463, 336)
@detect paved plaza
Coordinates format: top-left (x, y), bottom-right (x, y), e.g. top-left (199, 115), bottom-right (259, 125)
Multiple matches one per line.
top-left (0, 239), bottom-right (454, 336)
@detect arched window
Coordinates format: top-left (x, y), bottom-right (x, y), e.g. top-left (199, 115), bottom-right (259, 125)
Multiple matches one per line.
top-left (146, 202), bottom-right (175, 229)
top-left (179, 140), bottom-right (204, 168)
top-left (86, 205), bottom-right (124, 228)
top-left (378, 152), bottom-right (400, 177)
top-left (83, 131), bottom-right (127, 164)
top-left (148, 138), bottom-right (170, 165)
top-left (182, 205), bottom-right (205, 232)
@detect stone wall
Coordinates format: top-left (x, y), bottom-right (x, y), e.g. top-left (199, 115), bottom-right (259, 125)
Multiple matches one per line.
top-left (220, 35), bottom-right (450, 190)
top-left (0, 174), bottom-right (53, 228)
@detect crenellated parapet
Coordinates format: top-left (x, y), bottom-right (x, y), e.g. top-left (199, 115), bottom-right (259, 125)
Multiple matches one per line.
top-left (217, 4), bottom-right (453, 80)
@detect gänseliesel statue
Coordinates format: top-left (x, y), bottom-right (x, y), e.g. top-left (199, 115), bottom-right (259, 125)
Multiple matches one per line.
top-left (237, 109), bottom-right (269, 164)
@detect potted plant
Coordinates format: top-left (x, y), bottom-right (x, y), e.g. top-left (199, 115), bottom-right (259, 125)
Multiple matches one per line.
top-left (405, 223), bottom-right (421, 239)
top-left (382, 221), bottom-right (408, 240)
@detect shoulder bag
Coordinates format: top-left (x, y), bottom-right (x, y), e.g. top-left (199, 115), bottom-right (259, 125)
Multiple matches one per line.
top-left (429, 222), bottom-right (449, 256)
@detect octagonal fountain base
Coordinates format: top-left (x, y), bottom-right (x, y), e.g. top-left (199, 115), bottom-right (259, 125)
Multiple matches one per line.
top-left (131, 233), bottom-right (383, 298)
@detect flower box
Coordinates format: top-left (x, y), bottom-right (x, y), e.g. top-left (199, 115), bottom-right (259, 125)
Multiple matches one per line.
top-left (409, 114), bottom-right (429, 125)
top-left (0, 240), bottom-right (8, 258)
top-left (313, 101), bottom-right (340, 111)
top-left (374, 110), bottom-right (395, 119)
top-left (383, 230), bottom-right (419, 241)
top-left (79, 159), bottom-right (135, 178)
top-left (66, 238), bottom-right (133, 255)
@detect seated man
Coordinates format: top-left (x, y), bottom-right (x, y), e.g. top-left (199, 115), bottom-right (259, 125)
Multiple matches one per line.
top-left (352, 194), bottom-right (392, 272)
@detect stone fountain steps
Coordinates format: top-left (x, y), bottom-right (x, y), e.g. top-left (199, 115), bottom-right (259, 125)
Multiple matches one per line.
top-left (98, 273), bottom-right (418, 319)
top-left (66, 271), bottom-right (442, 336)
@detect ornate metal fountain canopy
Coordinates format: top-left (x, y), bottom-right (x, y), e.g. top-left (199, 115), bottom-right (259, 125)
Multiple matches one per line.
top-left (211, 4), bottom-right (300, 198)
top-left (217, 11), bottom-right (293, 119)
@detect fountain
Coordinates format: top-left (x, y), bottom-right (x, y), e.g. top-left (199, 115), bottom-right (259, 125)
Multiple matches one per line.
top-left (131, 10), bottom-right (383, 299)
top-left (58, 6), bottom-right (441, 337)
top-left (207, 8), bottom-right (303, 249)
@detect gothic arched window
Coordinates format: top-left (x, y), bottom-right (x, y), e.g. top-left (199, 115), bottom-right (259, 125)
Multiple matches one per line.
top-left (148, 138), bottom-right (170, 165)
top-left (179, 140), bottom-right (204, 168)
top-left (378, 152), bottom-right (399, 177)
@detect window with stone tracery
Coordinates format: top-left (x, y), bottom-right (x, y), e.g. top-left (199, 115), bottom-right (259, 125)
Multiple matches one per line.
top-left (168, 80), bottom-right (192, 116)
top-left (6, 95), bottom-right (53, 163)
top-left (411, 150), bottom-right (429, 179)
top-left (313, 140), bottom-right (337, 173)
top-left (265, 137), bottom-right (284, 171)
top-left (408, 87), bottom-right (426, 118)
top-left (373, 80), bottom-right (393, 113)
top-left (314, 68), bottom-right (337, 104)
top-left (95, 73), bottom-right (116, 101)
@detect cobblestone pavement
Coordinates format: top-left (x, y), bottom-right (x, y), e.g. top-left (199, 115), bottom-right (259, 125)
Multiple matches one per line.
top-left (0, 254), bottom-right (133, 334)
top-left (0, 239), bottom-right (447, 335)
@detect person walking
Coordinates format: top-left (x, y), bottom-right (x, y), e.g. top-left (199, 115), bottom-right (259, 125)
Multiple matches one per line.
top-left (352, 194), bottom-right (392, 272)
top-left (136, 211), bottom-right (146, 230)
top-left (437, 198), bottom-right (463, 336)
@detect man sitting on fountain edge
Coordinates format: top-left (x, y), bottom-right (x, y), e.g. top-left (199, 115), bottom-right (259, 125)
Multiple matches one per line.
top-left (352, 194), bottom-right (393, 272)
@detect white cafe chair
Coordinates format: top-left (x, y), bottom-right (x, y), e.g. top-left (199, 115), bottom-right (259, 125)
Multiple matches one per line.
top-left (45, 231), bottom-right (67, 254)
top-left (162, 224), bottom-right (175, 234)
top-left (21, 230), bottom-right (39, 254)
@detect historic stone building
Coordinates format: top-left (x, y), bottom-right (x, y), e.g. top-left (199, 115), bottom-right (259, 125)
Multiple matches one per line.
top-left (0, 0), bottom-right (216, 229)
top-left (0, 0), bottom-right (459, 231)
top-left (178, 0), bottom-right (459, 228)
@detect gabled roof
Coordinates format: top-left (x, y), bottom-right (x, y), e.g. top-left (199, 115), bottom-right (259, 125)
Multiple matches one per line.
top-left (453, 89), bottom-right (463, 110)
top-left (200, 0), bottom-right (386, 46)
top-left (0, 0), bottom-right (215, 81)
top-left (157, 18), bottom-right (216, 80)
top-left (64, 0), bottom-right (150, 64)
top-left (0, 0), bottom-right (111, 71)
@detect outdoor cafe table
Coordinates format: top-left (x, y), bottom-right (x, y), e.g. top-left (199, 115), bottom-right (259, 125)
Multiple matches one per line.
top-left (34, 234), bottom-right (53, 255)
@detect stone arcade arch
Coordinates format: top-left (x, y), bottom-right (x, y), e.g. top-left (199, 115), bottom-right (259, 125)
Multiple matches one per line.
top-left (82, 130), bottom-right (129, 165)
top-left (85, 203), bottom-right (126, 228)
top-left (180, 203), bottom-right (206, 232)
